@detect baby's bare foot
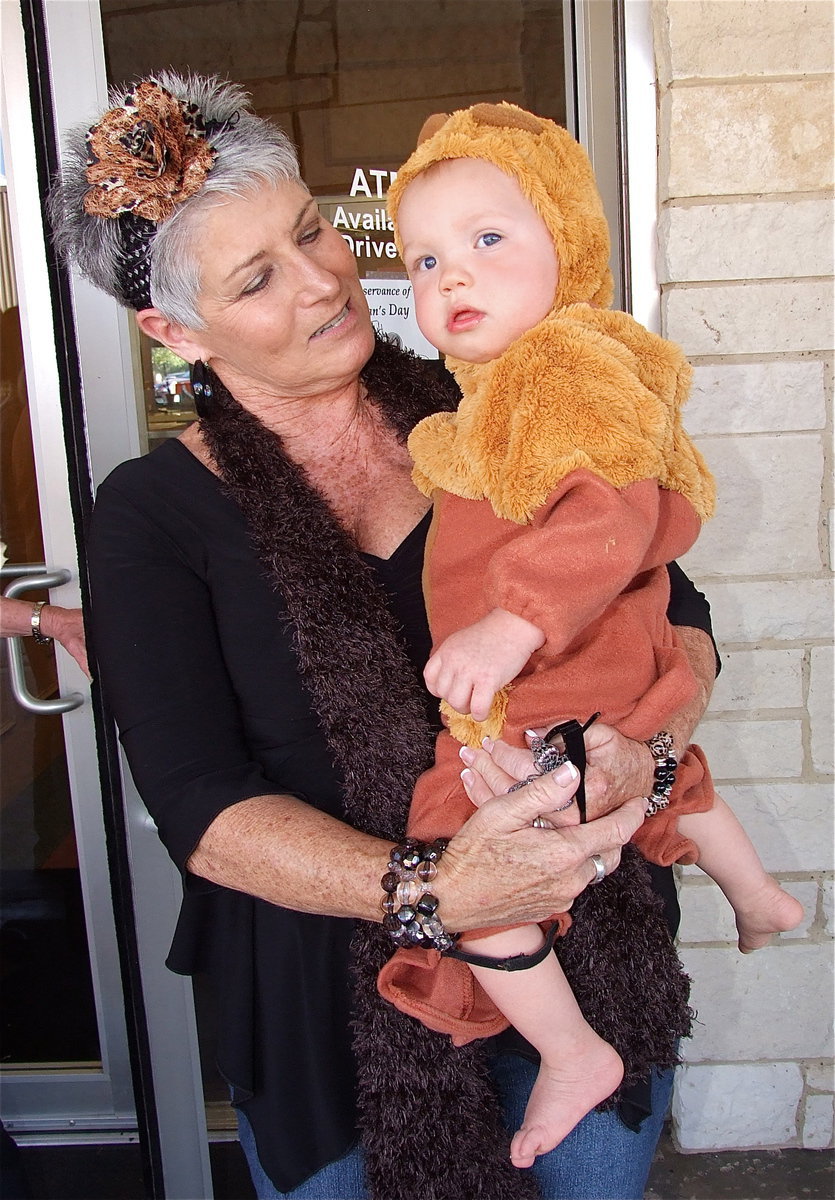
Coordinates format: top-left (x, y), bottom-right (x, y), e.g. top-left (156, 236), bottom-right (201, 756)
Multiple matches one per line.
top-left (736, 877), bottom-right (804, 953)
top-left (510, 1034), bottom-right (623, 1168)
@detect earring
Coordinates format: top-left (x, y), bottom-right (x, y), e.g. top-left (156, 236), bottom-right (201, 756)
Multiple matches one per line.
top-left (190, 359), bottom-right (215, 417)
top-left (191, 358), bottom-right (213, 399)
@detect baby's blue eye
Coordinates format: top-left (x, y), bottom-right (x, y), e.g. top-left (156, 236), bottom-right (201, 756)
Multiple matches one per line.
top-left (477, 232), bottom-right (502, 248)
top-left (417, 255), bottom-right (437, 272)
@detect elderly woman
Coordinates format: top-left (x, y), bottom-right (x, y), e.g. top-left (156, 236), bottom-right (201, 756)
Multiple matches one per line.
top-left (50, 73), bottom-right (717, 1200)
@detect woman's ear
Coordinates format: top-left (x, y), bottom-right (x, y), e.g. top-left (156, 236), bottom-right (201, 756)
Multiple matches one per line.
top-left (134, 308), bottom-right (206, 364)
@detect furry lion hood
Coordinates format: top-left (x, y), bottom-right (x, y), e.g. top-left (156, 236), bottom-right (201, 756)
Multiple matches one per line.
top-left (388, 101), bottom-right (613, 310)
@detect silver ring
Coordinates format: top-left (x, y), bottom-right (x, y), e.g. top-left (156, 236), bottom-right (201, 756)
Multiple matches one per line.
top-left (507, 773), bottom-right (540, 794)
top-left (530, 795), bottom-right (577, 828)
top-left (529, 736), bottom-right (569, 776)
top-left (589, 854), bottom-right (606, 885)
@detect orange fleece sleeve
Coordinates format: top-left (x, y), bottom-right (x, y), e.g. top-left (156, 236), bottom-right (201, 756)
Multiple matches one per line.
top-left (485, 471), bottom-right (700, 651)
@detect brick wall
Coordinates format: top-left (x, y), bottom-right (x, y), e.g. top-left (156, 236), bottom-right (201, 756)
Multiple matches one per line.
top-left (652, 0), bottom-right (834, 1152)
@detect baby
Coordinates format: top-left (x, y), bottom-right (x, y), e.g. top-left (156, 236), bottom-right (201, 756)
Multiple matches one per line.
top-left (377, 104), bottom-right (803, 1169)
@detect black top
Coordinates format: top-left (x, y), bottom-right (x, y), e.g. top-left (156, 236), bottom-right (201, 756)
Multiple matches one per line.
top-left (87, 437), bottom-right (716, 1190)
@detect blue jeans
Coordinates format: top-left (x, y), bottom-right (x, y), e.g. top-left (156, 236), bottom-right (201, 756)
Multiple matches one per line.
top-left (490, 1053), bottom-right (675, 1200)
top-left (236, 1054), bottom-right (674, 1199)
top-left (236, 1111), bottom-right (367, 1199)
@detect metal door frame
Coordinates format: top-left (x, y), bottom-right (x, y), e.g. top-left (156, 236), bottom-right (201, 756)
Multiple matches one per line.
top-left (564, 0), bottom-right (660, 328)
top-left (2, 1), bottom-right (210, 1195)
top-left (1, 0), bottom-right (135, 1135)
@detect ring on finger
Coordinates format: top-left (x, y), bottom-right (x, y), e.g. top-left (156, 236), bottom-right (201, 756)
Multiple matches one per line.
top-left (507, 773), bottom-right (539, 794)
top-left (589, 853), bottom-right (606, 884)
top-left (529, 736), bottom-right (569, 776)
top-left (529, 795), bottom-right (577, 827)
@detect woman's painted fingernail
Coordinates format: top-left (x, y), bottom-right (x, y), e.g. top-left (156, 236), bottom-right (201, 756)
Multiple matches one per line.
top-left (459, 745), bottom-right (476, 765)
top-left (460, 768), bottom-right (475, 789)
top-left (525, 729), bottom-right (539, 740)
top-left (555, 761), bottom-right (579, 785)
top-left (481, 737), bottom-right (494, 752)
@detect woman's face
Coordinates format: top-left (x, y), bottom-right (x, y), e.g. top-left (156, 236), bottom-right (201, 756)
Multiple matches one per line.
top-left (185, 180), bottom-right (375, 400)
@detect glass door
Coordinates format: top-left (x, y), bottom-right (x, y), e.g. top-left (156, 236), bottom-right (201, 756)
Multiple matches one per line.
top-left (0, 2), bottom-right (137, 1154)
top-left (1, 295), bottom-right (100, 1088)
top-left (2, 5), bottom-right (209, 1194)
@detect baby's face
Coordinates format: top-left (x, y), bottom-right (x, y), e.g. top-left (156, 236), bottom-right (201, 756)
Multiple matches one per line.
top-left (396, 158), bottom-right (559, 363)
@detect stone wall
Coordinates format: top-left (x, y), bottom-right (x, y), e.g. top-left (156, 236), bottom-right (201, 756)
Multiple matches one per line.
top-left (652, 0), bottom-right (834, 1152)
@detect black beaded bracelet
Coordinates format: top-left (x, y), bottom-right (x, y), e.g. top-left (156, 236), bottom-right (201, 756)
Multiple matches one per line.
top-left (644, 730), bottom-right (678, 816)
top-left (380, 838), bottom-right (458, 952)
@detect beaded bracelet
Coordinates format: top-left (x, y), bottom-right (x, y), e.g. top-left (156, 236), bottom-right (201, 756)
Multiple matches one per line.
top-left (644, 730), bottom-right (678, 816)
top-left (380, 838), bottom-right (458, 952)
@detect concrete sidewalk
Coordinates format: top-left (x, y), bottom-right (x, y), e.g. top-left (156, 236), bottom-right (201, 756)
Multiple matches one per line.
top-left (13, 1130), bottom-right (835, 1198)
top-left (647, 1127), bottom-right (833, 1199)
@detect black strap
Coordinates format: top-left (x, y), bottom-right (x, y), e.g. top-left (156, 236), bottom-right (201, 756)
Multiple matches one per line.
top-left (445, 713), bottom-right (600, 971)
top-left (444, 922), bottom-right (560, 971)
top-left (541, 712), bottom-right (600, 823)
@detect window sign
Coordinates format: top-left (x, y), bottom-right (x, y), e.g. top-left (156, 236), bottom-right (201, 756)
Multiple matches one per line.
top-left (360, 279), bottom-right (437, 359)
top-left (319, 169), bottom-right (439, 359)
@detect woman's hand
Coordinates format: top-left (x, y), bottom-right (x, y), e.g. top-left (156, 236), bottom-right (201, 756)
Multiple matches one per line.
top-left (438, 753), bottom-right (646, 933)
top-left (0, 596), bottom-right (90, 678)
top-left (463, 724), bottom-right (654, 819)
top-left (460, 625), bottom-right (717, 821)
top-left (583, 722), bottom-right (654, 816)
top-left (41, 604), bottom-right (90, 678)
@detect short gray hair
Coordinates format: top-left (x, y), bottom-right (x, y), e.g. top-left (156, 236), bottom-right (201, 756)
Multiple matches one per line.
top-left (49, 71), bottom-right (301, 328)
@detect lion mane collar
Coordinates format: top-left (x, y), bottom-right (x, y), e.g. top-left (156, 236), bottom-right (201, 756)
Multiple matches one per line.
top-left (409, 304), bottom-right (715, 525)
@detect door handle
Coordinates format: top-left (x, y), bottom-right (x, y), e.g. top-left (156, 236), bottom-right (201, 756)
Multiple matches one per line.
top-left (1, 564), bottom-right (85, 714)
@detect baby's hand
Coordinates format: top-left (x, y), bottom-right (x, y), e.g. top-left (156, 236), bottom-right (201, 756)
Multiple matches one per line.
top-left (424, 608), bottom-right (544, 721)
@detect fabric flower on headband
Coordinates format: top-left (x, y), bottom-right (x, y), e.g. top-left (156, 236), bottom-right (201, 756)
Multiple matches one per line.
top-left (84, 79), bottom-right (217, 223)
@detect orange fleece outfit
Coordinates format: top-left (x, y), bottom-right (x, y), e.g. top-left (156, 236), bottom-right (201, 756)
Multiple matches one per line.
top-left (377, 103), bottom-right (716, 1046)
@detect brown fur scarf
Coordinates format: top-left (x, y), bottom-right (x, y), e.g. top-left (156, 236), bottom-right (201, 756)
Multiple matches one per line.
top-left (198, 337), bottom-right (537, 1200)
top-left (196, 336), bottom-right (691, 1198)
